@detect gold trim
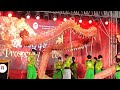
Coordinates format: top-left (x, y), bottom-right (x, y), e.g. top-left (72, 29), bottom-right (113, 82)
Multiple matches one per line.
top-left (0, 60), bottom-right (11, 63)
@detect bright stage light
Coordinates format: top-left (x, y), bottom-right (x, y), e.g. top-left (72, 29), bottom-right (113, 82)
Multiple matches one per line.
top-left (105, 21), bottom-right (108, 25)
top-left (63, 18), bottom-right (67, 22)
top-left (36, 16), bottom-right (40, 20)
top-left (79, 19), bottom-right (82, 23)
top-left (89, 20), bottom-right (92, 24)
top-left (53, 17), bottom-right (57, 21)
top-left (8, 13), bottom-right (12, 17)
top-left (26, 15), bottom-right (30, 19)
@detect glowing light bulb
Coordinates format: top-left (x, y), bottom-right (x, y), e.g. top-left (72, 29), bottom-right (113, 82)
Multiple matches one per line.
top-left (8, 13), bottom-right (12, 17)
top-left (105, 21), bottom-right (108, 25)
top-left (53, 17), bottom-right (57, 21)
top-left (89, 20), bottom-right (92, 24)
top-left (26, 15), bottom-right (30, 19)
top-left (36, 16), bottom-right (40, 20)
top-left (79, 19), bottom-right (82, 23)
top-left (63, 18), bottom-right (67, 22)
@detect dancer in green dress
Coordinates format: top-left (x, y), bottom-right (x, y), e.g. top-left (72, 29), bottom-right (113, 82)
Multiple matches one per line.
top-left (63, 54), bottom-right (72, 79)
top-left (84, 55), bottom-right (95, 79)
top-left (95, 55), bottom-right (103, 74)
top-left (27, 49), bottom-right (37, 79)
top-left (115, 57), bottom-right (120, 79)
top-left (70, 57), bottom-right (78, 79)
top-left (53, 57), bottom-right (64, 79)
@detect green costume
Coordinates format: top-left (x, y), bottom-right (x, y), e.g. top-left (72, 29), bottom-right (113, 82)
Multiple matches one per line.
top-left (64, 57), bottom-right (72, 68)
top-left (95, 60), bottom-right (102, 74)
top-left (84, 59), bottom-right (95, 79)
top-left (70, 62), bottom-right (78, 79)
top-left (115, 64), bottom-right (120, 79)
top-left (27, 55), bottom-right (37, 79)
top-left (63, 57), bottom-right (72, 79)
top-left (53, 60), bottom-right (64, 79)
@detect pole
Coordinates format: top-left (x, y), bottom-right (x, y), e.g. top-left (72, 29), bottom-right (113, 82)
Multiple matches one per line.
top-left (70, 29), bottom-right (73, 56)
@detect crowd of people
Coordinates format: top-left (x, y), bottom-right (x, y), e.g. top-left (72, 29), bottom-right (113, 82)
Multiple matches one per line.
top-left (26, 49), bottom-right (120, 79)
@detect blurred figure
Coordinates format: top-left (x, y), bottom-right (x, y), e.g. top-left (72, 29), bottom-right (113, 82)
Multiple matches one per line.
top-left (84, 55), bottom-right (95, 79)
top-left (53, 57), bottom-right (64, 79)
top-left (70, 57), bottom-right (78, 79)
top-left (94, 57), bottom-right (97, 61)
top-left (115, 56), bottom-right (120, 79)
top-left (95, 55), bottom-right (103, 74)
top-left (27, 49), bottom-right (38, 79)
top-left (63, 54), bottom-right (72, 79)
top-left (93, 57), bottom-right (97, 74)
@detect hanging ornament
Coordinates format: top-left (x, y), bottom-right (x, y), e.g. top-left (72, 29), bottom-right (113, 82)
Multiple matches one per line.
top-left (56, 35), bottom-right (63, 44)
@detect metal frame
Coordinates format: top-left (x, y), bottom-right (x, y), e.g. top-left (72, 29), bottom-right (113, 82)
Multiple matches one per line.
top-left (108, 13), bottom-right (117, 79)
top-left (17, 11), bottom-right (120, 18)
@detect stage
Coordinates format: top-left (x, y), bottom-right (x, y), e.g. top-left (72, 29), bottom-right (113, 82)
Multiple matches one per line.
top-left (0, 11), bottom-right (119, 79)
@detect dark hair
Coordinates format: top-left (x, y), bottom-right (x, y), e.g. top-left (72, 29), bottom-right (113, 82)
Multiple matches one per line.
top-left (94, 57), bottom-right (97, 60)
top-left (72, 57), bottom-right (75, 63)
top-left (58, 57), bottom-right (61, 60)
top-left (116, 54), bottom-right (120, 59)
top-left (98, 55), bottom-right (103, 59)
top-left (72, 57), bottom-right (75, 60)
top-left (87, 55), bottom-right (92, 59)
top-left (116, 58), bottom-right (120, 63)
top-left (32, 49), bottom-right (37, 54)
top-left (65, 54), bottom-right (69, 58)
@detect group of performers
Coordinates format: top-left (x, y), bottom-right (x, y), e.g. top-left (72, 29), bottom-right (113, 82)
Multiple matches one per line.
top-left (52, 54), bottom-right (103, 79)
top-left (26, 48), bottom-right (120, 79)
top-left (53, 54), bottom-right (77, 79)
top-left (84, 54), bottom-right (120, 79)
top-left (84, 55), bottom-right (103, 79)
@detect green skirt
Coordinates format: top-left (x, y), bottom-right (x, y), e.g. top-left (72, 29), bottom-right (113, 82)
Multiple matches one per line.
top-left (27, 65), bottom-right (37, 79)
top-left (53, 69), bottom-right (64, 79)
top-left (84, 68), bottom-right (94, 79)
top-left (115, 71), bottom-right (120, 79)
top-left (72, 71), bottom-right (77, 79)
top-left (95, 69), bottom-right (101, 74)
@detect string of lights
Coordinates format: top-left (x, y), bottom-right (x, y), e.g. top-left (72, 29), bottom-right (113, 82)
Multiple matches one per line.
top-left (0, 11), bottom-right (117, 25)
